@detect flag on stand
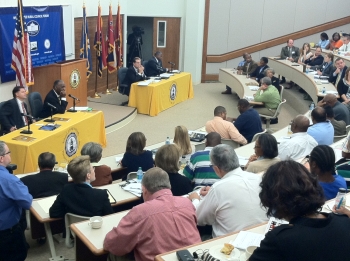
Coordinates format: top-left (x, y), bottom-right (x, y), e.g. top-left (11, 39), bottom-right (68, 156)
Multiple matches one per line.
top-left (94, 5), bottom-right (107, 78)
top-left (115, 4), bottom-right (123, 68)
top-left (106, 4), bottom-right (117, 73)
top-left (80, 5), bottom-right (93, 78)
top-left (11, 0), bottom-right (34, 89)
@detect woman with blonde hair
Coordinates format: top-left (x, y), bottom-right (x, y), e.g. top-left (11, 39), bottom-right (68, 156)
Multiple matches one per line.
top-left (173, 125), bottom-right (194, 159)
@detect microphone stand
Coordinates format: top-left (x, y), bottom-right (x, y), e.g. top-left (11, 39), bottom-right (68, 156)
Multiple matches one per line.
top-left (67, 98), bottom-right (77, 113)
top-left (44, 108), bottom-right (55, 122)
top-left (20, 116), bottom-right (33, 134)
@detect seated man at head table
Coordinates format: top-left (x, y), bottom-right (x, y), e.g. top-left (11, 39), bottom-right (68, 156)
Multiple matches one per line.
top-left (253, 77), bottom-right (281, 119)
top-left (39, 79), bottom-right (68, 119)
top-left (145, 51), bottom-right (168, 76)
top-left (227, 99), bottom-right (263, 143)
top-left (278, 115), bottom-right (317, 161)
top-left (325, 105), bottom-right (346, 136)
top-left (205, 106), bottom-right (247, 145)
top-left (280, 39), bottom-right (300, 84)
top-left (329, 57), bottom-right (348, 90)
top-left (183, 132), bottom-right (221, 187)
top-left (308, 52), bottom-right (334, 77)
top-left (120, 56), bottom-right (147, 106)
top-left (250, 57), bottom-right (269, 83)
top-left (0, 141), bottom-right (32, 261)
top-left (317, 93), bottom-right (350, 125)
top-left (0, 86), bottom-right (35, 133)
top-left (188, 144), bottom-right (267, 238)
top-left (21, 152), bottom-right (68, 198)
top-left (304, 47), bottom-right (324, 67)
top-left (338, 34), bottom-right (350, 56)
top-left (307, 106), bottom-right (334, 145)
top-left (49, 155), bottom-right (113, 218)
top-left (103, 167), bottom-right (201, 261)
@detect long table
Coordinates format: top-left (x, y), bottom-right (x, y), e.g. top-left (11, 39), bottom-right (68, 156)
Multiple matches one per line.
top-left (0, 111), bottom-right (106, 174)
top-left (128, 72), bottom-right (194, 116)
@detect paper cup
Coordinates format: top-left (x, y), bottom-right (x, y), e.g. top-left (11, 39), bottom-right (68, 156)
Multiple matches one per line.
top-left (88, 216), bottom-right (103, 229)
top-left (245, 246), bottom-right (257, 259)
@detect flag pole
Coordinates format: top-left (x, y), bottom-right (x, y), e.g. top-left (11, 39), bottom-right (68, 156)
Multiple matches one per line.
top-left (94, 57), bottom-right (101, 98)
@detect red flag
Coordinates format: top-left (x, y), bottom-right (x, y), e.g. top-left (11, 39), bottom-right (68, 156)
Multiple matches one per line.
top-left (94, 5), bottom-right (107, 77)
top-left (115, 4), bottom-right (123, 68)
top-left (11, 0), bottom-right (34, 89)
top-left (106, 4), bottom-right (117, 73)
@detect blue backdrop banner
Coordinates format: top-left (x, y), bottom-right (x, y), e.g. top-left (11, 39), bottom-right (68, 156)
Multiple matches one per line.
top-left (0, 6), bottom-right (65, 83)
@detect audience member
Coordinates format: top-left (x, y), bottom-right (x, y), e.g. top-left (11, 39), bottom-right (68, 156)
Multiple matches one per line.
top-left (183, 132), bottom-right (221, 187)
top-left (222, 53), bottom-right (248, 94)
top-left (20, 152), bottom-right (68, 198)
top-left (304, 47), bottom-right (324, 66)
top-left (155, 144), bottom-right (192, 196)
top-left (188, 144), bottom-right (267, 237)
top-left (280, 39), bottom-right (300, 84)
top-left (298, 43), bottom-right (313, 64)
top-left (264, 68), bottom-right (280, 91)
top-left (335, 133), bottom-right (350, 187)
top-left (324, 105), bottom-right (346, 136)
top-left (0, 86), bottom-right (34, 133)
top-left (337, 67), bottom-right (350, 111)
top-left (104, 167), bottom-right (201, 261)
top-left (329, 57), bottom-right (348, 90)
top-left (236, 53), bottom-right (258, 77)
top-left (81, 142), bottom-right (112, 187)
top-left (49, 156), bottom-right (113, 218)
top-left (339, 34), bottom-right (350, 55)
top-left (318, 93), bottom-right (350, 124)
top-left (250, 161), bottom-right (350, 261)
top-left (317, 32), bottom-right (330, 49)
top-left (245, 133), bottom-right (280, 173)
top-left (307, 106), bottom-right (334, 145)
top-left (253, 77), bottom-right (281, 116)
top-left (250, 57), bottom-right (269, 83)
top-left (309, 52), bottom-right (334, 77)
top-left (173, 125), bottom-right (193, 160)
top-left (309, 145), bottom-right (347, 200)
top-left (329, 32), bottom-right (343, 51)
top-left (120, 132), bottom-right (154, 176)
top-left (205, 106), bottom-right (247, 145)
top-left (0, 141), bottom-right (32, 261)
top-left (278, 115), bottom-right (317, 160)
top-left (145, 51), bottom-right (167, 76)
top-left (229, 99), bottom-right (263, 143)
top-left (39, 80), bottom-right (68, 119)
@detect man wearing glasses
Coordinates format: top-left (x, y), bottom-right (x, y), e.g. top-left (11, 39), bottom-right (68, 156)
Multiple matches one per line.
top-left (0, 141), bottom-right (33, 260)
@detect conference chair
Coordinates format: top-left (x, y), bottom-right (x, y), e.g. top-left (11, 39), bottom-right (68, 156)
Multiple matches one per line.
top-left (64, 213), bottom-right (90, 248)
top-left (142, 60), bottom-right (148, 75)
top-left (279, 85), bottom-right (284, 100)
top-left (194, 142), bottom-right (206, 152)
top-left (251, 129), bottom-right (267, 143)
top-left (259, 99), bottom-right (287, 132)
top-left (117, 67), bottom-right (129, 95)
top-left (221, 139), bottom-right (240, 149)
top-left (126, 172), bottom-right (137, 181)
top-left (28, 92), bottom-right (43, 119)
top-left (0, 101), bottom-right (5, 135)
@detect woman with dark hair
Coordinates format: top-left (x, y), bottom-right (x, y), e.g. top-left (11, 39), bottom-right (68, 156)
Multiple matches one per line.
top-left (309, 145), bottom-right (346, 200)
top-left (245, 133), bottom-right (280, 173)
top-left (250, 161), bottom-right (350, 261)
top-left (298, 43), bottom-right (313, 64)
top-left (121, 132), bottom-right (154, 174)
top-left (318, 32), bottom-right (330, 49)
top-left (330, 32), bottom-right (343, 50)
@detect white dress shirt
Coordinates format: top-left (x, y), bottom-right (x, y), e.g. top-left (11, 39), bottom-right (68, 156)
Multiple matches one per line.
top-left (16, 98), bottom-right (27, 125)
top-left (339, 42), bottom-right (350, 52)
top-left (278, 132), bottom-right (318, 160)
top-left (195, 167), bottom-right (267, 237)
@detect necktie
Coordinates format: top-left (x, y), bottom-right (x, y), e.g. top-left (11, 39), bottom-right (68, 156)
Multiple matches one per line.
top-left (289, 48), bottom-right (292, 57)
top-left (335, 71), bottom-right (342, 87)
top-left (22, 102), bottom-right (28, 125)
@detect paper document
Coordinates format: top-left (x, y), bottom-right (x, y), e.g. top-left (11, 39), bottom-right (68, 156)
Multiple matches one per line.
top-left (231, 231), bottom-right (265, 249)
top-left (37, 195), bottom-right (57, 214)
top-left (160, 73), bottom-right (174, 77)
top-left (137, 80), bottom-right (151, 86)
top-left (264, 217), bottom-right (289, 233)
top-left (121, 182), bottom-right (142, 197)
top-left (320, 80), bottom-right (329, 84)
top-left (171, 70), bottom-right (180, 73)
top-left (326, 90), bottom-right (338, 94)
top-left (249, 86), bottom-right (259, 91)
top-left (68, 106), bottom-right (89, 111)
top-left (238, 156), bottom-right (249, 166)
top-left (244, 96), bottom-right (254, 101)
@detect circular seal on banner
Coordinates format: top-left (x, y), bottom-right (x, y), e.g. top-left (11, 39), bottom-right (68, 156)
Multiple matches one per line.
top-left (65, 132), bottom-right (78, 157)
top-left (27, 20), bottom-right (40, 36)
top-left (70, 69), bottom-right (80, 89)
top-left (44, 39), bottom-right (51, 49)
top-left (170, 83), bottom-right (177, 101)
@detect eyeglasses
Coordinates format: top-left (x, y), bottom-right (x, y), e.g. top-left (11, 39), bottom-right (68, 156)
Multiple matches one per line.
top-left (0, 151), bottom-right (11, 156)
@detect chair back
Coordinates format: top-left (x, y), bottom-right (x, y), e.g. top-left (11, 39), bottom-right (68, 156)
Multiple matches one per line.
top-left (194, 142), bottom-right (206, 152)
top-left (28, 92), bottom-right (43, 118)
top-left (118, 67), bottom-right (129, 95)
top-left (221, 139), bottom-right (240, 149)
top-left (64, 213), bottom-right (90, 248)
top-left (258, 99), bottom-right (287, 130)
top-left (279, 85), bottom-right (284, 100)
top-left (334, 134), bottom-right (347, 143)
top-left (142, 60), bottom-right (148, 75)
top-left (127, 172), bottom-right (137, 181)
top-left (251, 129), bottom-right (267, 143)
top-left (0, 101), bottom-right (5, 135)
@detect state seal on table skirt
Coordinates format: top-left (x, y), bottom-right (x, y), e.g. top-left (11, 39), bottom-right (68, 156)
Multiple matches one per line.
top-left (65, 131), bottom-right (78, 158)
top-left (169, 83), bottom-right (177, 103)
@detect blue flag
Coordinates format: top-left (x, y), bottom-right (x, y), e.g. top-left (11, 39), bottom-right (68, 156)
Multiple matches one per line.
top-left (80, 5), bottom-right (92, 78)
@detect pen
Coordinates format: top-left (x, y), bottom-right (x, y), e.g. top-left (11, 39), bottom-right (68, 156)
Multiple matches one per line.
top-left (337, 197), bottom-right (343, 209)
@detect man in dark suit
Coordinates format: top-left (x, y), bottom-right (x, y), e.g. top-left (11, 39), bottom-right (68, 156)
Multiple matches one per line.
top-left (329, 57), bottom-right (348, 89)
top-left (250, 57), bottom-right (269, 83)
top-left (121, 57), bottom-right (147, 106)
top-left (280, 39), bottom-right (300, 83)
top-left (0, 86), bottom-right (34, 133)
top-left (40, 80), bottom-right (68, 119)
top-left (49, 155), bottom-right (113, 218)
top-left (21, 152), bottom-right (68, 199)
top-left (309, 53), bottom-right (334, 77)
top-left (146, 51), bottom-right (167, 77)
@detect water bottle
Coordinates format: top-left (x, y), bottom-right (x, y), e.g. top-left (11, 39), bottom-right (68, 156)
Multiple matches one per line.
top-left (334, 188), bottom-right (347, 209)
top-left (305, 67), bottom-right (309, 74)
top-left (322, 86), bottom-right (326, 95)
top-left (309, 102), bottom-right (315, 117)
top-left (165, 136), bottom-right (170, 145)
top-left (287, 122), bottom-right (293, 135)
top-left (137, 167), bottom-right (143, 183)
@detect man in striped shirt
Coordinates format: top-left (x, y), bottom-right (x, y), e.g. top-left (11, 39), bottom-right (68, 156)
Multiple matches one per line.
top-left (183, 132), bottom-right (221, 187)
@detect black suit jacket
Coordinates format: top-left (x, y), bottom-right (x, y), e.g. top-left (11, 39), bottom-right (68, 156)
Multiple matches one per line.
top-left (122, 66), bottom-right (147, 96)
top-left (40, 90), bottom-right (68, 118)
top-left (329, 66), bottom-right (348, 87)
top-left (21, 170), bottom-right (68, 199)
top-left (310, 62), bottom-right (334, 77)
top-left (305, 55), bottom-right (324, 66)
top-left (49, 183), bottom-right (114, 218)
top-left (0, 98), bottom-right (30, 132)
top-left (250, 65), bottom-right (269, 83)
top-left (146, 57), bottom-right (166, 76)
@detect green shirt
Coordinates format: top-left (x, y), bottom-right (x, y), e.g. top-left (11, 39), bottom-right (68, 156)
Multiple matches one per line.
top-left (254, 85), bottom-right (281, 109)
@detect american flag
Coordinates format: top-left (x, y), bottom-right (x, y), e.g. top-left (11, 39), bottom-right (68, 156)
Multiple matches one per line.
top-left (11, 0), bottom-right (34, 89)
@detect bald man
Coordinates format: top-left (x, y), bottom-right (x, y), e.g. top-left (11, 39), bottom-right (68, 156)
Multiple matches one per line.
top-left (278, 115), bottom-right (318, 160)
top-left (318, 94), bottom-right (350, 125)
top-left (308, 107), bottom-right (334, 145)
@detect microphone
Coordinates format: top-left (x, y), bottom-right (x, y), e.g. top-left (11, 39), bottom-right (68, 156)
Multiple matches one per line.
top-left (68, 94), bottom-right (80, 101)
top-left (168, 61), bottom-right (175, 66)
top-left (21, 113), bottom-right (35, 119)
top-left (47, 102), bottom-right (57, 110)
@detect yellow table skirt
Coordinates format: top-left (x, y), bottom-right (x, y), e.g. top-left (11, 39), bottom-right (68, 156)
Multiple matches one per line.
top-left (0, 111), bottom-right (106, 174)
top-left (128, 72), bottom-right (194, 116)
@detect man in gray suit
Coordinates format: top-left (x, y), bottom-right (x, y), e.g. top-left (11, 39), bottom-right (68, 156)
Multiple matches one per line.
top-left (280, 39), bottom-right (300, 83)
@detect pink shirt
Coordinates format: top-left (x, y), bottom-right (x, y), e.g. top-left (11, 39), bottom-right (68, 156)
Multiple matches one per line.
top-left (103, 189), bottom-right (201, 261)
top-left (205, 116), bottom-right (247, 144)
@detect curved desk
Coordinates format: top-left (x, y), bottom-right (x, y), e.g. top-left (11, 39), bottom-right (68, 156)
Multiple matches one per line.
top-left (312, 48), bottom-right (350, 67)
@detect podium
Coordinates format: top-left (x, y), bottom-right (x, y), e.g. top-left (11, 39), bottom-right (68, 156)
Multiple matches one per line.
top-left (31, 59), bottom-right (88, 108)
